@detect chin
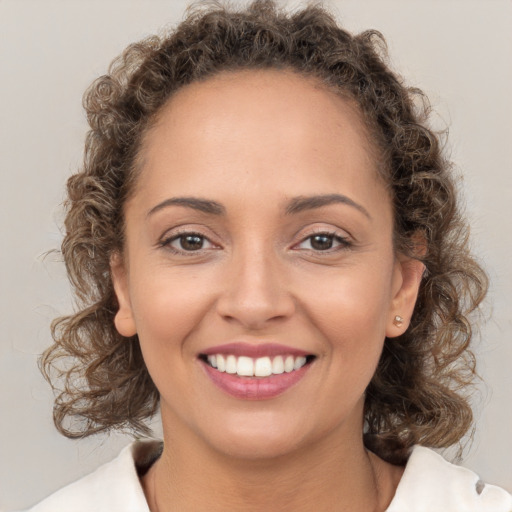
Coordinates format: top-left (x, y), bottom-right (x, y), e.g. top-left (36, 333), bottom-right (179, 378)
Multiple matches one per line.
top-left (199, 409), bottom-right (318, 461)
top-left (212, 430), bottom-right (304, 461)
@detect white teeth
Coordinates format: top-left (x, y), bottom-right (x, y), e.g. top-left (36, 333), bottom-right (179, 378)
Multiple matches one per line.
top-left (237, 356), bottom-right (254, 376)
top-left (272, 355), bottom-right (284, 374)
top-left (294, 356), bottom-right (306, 370)
top-left (205, 353), bottom-right (309, 377)
top-left (216, 354), bottom-right (226, 372)
top-left (254, 357), bottom-right (272, 377)
top-left (225, 355), bottom-right (237, 374)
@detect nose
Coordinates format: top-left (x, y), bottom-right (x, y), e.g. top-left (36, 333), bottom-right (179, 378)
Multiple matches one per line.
top-left (216, 244), bottom-right (296, 330)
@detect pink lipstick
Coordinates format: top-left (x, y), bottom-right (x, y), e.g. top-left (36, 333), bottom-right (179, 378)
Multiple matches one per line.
top-left (199, 343), bottom-right (314, 400)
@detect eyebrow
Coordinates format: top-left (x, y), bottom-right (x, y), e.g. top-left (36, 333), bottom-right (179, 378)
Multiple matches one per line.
top-left (147, 193), bottom-right (370, 219)
top-left (285, 194), bottom-right (371, 219)
top-left (147, 197), bottom-right (226, 217)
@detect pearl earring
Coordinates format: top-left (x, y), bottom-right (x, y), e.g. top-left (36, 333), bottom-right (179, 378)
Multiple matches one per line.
top-left (393, 315), bottom-right (404, 327)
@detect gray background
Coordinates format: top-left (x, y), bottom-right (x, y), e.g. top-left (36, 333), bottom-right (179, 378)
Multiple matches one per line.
top-left (1, 0), bottom-right (511, 510)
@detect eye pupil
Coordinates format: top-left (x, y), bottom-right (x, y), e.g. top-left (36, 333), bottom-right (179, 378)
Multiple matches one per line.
top-left (311, 234), bottom-right (333, 250)
top-left (180, 234), bottom-right (204, 250)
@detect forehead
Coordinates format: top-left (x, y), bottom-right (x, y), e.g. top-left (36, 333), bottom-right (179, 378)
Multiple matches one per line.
top-left (147, 68), bottom-right (374, 158)
top-left (132, 69), bottom-right (387, 212)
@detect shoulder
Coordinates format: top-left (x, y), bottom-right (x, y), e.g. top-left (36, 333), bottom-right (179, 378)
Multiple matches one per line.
top-left (386, 446), bottom-right (512, 512)
top-left (25, 440), bottom-right (162, 512)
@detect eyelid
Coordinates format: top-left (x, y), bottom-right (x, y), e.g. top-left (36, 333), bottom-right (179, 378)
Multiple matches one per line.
top-left (291, 226), bottom-right (353, 252)
top-left (157, 223), bottom-right (220, 243)
top-left (294, 224), bottom-right (351, 241)
top-left (157, 226), bottom-right (221, 253)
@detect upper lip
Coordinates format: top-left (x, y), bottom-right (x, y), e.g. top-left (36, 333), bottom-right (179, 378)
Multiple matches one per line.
top-left (199, 342), bottom-right (311, 358)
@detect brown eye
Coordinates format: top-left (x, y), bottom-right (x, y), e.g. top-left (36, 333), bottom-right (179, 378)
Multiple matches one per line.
top-left (178, 234), bottom-right (205, 251)
top-left (296, 232), bottom-right (351, 252)
top-left (310, 234), bottom-right (334, 250)
top-left (163, 232), bottom-right (215, 253)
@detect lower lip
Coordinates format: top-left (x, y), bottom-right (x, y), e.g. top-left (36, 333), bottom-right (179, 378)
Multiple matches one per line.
top-left (201, 361), bottom-right (312, 400)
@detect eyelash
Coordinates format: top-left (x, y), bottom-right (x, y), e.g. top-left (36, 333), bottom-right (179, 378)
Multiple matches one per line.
top-left (159, 229), bottom-right (352, 255)
top-left (159, 231), bottom-right (218, 255)
top-left (293, 231), bottom-right (352, 253)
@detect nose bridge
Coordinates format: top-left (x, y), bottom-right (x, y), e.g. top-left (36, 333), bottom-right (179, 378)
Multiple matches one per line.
top-left (217, 236), bottom-right (294, 328)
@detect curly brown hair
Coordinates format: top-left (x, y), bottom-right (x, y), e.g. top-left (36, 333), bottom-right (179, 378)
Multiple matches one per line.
top-left (41, 0), bottom-right (487, 464)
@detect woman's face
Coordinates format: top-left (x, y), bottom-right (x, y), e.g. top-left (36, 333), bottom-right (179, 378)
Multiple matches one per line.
top-left (112, 69), bottom-right (421, 459)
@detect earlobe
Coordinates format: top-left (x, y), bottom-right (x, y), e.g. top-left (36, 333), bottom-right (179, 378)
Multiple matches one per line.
top-left (386, 257), bottom-right (425, 338)
top-left (110, 251), bottom-right (137, 337)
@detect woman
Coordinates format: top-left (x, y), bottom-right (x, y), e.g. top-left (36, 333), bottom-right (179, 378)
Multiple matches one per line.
top-left (28, 1), bottom-right (511, 510)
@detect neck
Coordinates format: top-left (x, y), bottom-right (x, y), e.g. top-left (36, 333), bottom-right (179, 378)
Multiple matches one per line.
top-left (143, 421), bottom-right (401, 512)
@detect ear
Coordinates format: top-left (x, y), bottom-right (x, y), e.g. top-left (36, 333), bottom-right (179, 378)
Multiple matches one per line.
top-left (110, 251), bottom-right (137, 337)
top-left (385, 256), bottom-right (425, 338)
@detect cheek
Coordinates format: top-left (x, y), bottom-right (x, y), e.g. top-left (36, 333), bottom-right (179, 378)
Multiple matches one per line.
top-left (301, 264), bottom-right (393, 328)
top-left (296, 260), bottom-right (395, 365)
top-left (129, 265), bottom-right (214, 353)
top-left (308, 294), bottom-right (388, 372)
top-left (128, 267), bottom-right (218, 405)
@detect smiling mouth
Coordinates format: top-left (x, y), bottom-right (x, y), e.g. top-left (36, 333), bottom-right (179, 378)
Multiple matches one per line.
top-left (199, 353), bottom-right (316, 378)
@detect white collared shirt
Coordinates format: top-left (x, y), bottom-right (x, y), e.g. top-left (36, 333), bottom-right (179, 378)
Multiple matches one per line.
top-left (25, 440), bottom-right (512, 512)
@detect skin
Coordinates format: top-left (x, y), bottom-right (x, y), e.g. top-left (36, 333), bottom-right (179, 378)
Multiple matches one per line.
top-left (111, 69), bottom-right (424, 511)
